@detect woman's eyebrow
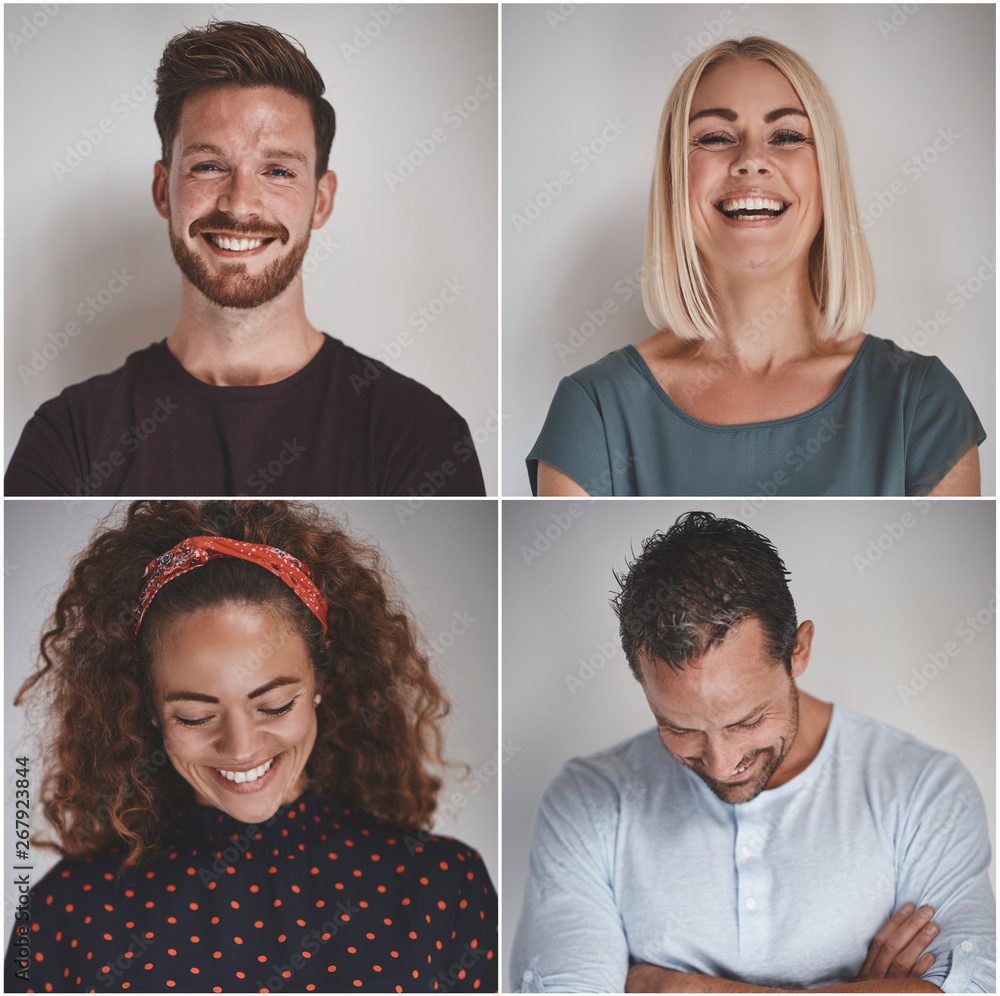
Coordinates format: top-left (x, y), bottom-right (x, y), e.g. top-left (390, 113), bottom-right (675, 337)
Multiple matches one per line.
top-left (689, 107), bottom-right (809, 124)
top-left (164, 676), bottom-right (300, 704)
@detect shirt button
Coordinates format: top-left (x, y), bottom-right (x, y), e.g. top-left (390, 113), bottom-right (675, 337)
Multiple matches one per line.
top-left (745, 897), bottom-right (757, 910)
top-left (740, 846), bottom-right (751, 858)
top-left (961, 941), bottom-right (973, 953)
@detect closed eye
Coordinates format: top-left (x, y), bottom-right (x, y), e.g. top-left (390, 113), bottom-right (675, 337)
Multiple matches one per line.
top-left (695, 131), bottom-right (808, 147)
top-left (260, 699), bottom-right (296, 717)
top-left (172, 698), bottom-right (297, 727)
top-left (661, 714), bottom-right (766, 735)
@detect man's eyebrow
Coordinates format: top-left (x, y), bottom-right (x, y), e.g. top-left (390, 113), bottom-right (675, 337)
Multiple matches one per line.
top-left (178, 144), bottom-right (309, 167)
top-left (180, 142), bottom-right (227, 159)
top-left (655, 699), bottom-right (773, 731)
top-left (164, 676), bottom-right (300, 705)
top-left (261, 148), bottom-right (309, 166)
top-left (688, 107), bottom-right (809, 124)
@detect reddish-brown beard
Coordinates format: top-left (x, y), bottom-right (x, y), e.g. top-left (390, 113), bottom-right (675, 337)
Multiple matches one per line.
top-left (167, 208), bottom-right (310, 310)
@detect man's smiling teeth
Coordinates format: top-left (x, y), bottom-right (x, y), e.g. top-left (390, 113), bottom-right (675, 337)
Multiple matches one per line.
top-left (215, 758), bottom-right (274, 783)
top-left (719, 197), bottom-right (786, 213)
top-left (732, 758), bottom-right (753, 776)
top-left (209, 235), bottom-right (266, 251)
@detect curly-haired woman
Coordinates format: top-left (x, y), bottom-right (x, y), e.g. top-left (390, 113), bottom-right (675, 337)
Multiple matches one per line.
top-left (5, 500), bottom-right (497, 993)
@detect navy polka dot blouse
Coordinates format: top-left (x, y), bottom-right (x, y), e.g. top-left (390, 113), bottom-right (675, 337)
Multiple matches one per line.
top-left (4, 793), bottom-right (497, 993)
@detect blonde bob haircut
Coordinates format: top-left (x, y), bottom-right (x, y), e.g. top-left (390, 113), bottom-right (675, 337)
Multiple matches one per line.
top-left (642, 36), bottom-right (875, 341)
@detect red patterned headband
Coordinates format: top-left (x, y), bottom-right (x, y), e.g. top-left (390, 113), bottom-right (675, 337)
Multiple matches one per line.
top-left (134, 536), bottom-right (328, 635)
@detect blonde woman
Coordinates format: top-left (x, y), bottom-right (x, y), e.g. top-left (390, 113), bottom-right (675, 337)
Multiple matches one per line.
top-left (528, 36), bottom-right (984, 497)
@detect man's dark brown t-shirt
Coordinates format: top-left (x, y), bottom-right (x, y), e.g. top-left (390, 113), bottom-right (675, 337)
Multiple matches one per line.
top-left (4, 336), bottom-right (487, 497)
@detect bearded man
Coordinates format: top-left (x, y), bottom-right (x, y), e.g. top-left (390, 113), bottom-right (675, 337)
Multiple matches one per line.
top-left (6, 21), bottom-right (485, 497)
top-left (511, 512), bottom-right (994, 994)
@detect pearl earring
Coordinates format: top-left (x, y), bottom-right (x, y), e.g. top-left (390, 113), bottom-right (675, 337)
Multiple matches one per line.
top-left (151, 716), bottom-right (159, 728)
top-left (313, 694), bottom-right (321, 706)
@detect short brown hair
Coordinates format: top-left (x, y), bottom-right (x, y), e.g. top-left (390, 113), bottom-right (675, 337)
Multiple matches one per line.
top-left (154, 21), bottom-right (336, 179)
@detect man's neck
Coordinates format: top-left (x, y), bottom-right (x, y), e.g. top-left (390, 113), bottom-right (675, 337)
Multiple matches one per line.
top-left (768, 690), bottom-right (833, 790)
top-left (166, 282), bottom-right (324, 386)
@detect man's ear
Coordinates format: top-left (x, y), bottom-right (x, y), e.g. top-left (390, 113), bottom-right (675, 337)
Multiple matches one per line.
top-left (789, 620), bottom-right (815, 679)
top-left (152, 161), bottom-right (170, 220)
top-left (312, 170), bottom-right (337, 229)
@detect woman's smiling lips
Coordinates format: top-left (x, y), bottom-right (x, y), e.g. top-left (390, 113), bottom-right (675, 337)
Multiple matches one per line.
top-left (713, 187), bottom-right (792, 227)
top-left (206, 751), bottom-right (283, 793)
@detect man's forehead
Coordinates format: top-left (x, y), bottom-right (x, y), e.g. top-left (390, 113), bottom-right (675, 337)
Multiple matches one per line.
top-left (174, 85), bottom-right (314, 152)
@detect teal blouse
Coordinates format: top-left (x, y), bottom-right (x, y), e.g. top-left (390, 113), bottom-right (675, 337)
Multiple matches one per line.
top-left (526, 335), bottom-right (986, 496)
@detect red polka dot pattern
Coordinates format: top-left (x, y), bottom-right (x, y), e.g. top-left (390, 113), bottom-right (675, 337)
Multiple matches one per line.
top-left (4, 794), bottom-right (496, 993)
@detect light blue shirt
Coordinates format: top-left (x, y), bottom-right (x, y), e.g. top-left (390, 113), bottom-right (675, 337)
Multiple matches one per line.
top-left (511, 706), bottom-right (995, 993)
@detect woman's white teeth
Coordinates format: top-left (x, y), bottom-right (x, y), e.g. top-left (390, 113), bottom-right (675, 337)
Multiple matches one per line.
top-left (216, 758), bottom-right (273, 783)
top-left (720, 197), bottom-right (785, 213)
top-left (210, 235), bottom-right (265, 251)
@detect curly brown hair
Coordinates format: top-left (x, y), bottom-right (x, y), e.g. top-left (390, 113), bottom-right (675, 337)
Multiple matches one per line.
top-left (16, 501), bottom-right (448, 868)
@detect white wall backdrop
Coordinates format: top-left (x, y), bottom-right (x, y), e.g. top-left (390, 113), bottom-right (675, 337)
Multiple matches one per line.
top-left (502, 498), bottom-right (995, 991)
top-left (5, 3), bottom-right (499, 492)
top-left (3, 498), bottom-right (498, 926)
top-left (502, 4), bottom-right (995, 496)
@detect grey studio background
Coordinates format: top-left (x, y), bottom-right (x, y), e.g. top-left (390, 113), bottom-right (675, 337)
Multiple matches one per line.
top-left (502, 4), bottom-right (996, 495)
top-left (502, 498), bottom-right (995, 992)
top-left (3, 499), bottom-right (498, 924)
top-left (4, 3), bottom-right (499, 493)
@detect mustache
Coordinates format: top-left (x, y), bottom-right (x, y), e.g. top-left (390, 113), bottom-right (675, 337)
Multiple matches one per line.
top-left (189, 213), bottom-right (290, 244)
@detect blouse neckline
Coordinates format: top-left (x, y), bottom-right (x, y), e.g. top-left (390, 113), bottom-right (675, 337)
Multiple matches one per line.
top-left (162, 790), bottom-right (333, 856)
top-left (624, 333), bottom-right (872, 431)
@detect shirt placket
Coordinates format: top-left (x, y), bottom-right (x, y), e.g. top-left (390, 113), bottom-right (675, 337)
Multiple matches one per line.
top-left (733, 805), bottom-right (774, 964)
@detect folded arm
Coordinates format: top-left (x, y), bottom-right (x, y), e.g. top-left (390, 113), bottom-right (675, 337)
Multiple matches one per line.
top-left (627, 904), bottom-right (943, 994)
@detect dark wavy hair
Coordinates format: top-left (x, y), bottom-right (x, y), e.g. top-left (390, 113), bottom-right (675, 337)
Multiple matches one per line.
top-left (16, 501), bottom-right (448, 868)
top-left (612, 511), bottom-right (798, 680)
top-left (154, 21), bottom-right (336, 179)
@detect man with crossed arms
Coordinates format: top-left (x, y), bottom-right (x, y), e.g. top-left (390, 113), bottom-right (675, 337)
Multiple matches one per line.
top-left (512, 512), bottom-right (994, 993)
